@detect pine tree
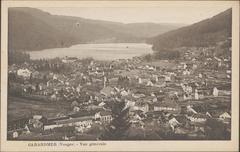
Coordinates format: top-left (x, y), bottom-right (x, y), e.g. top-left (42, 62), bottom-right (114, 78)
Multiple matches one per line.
top-left (100, 100), bottom-right (131, 140)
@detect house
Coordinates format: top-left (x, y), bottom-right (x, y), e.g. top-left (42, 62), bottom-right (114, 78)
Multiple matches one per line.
top-left (181, 84), bottom-right (193, 94)
top-left (165, 75), bottom-right (171, 82)
top-left (183, 70), bottom-right (190, 75)
top-left (168, 117), bottom-right (180, 130)
top-left (183, 93), bottom-right (192, 100)
top-left (50, 94), bottom-right (58, 101)
top-left (98, 101), bottom-right (106, 107)
top-left (187, 114), bottom-right (208, 123)
top-left (17, 68), bottom-right (32, 78)
top-left (125, 100), bottom-right (135, 109)
top-left (73, 106), bottom-right (80, 112)
top-left (183, 63), bottom-right (187, 69)
top-left (43, 121), bottom-right (62, 131)
top-left (153, 101), bottom-right (180, 113)
top-left (153, 75), bottom-right (159, 82)
top-left (138, 77), bottom-right (142, 84)
top-left (146, 80), bottom-right (154, 87)
top-left (31, 71), bottom-right (42, 79)
top-left (219, 112), bottom-right (231, 120)
top-left (55, 116), bottom-right (93, 128)
top-left (206, 112), bottom-right (212, 118)
top-left (120, 90), bottom-right (129, 96)
top-left (100, 86), bottom-right (115, 97)
top-left (132, 93), bottom-right (145, 99)
top-left (194, 89), bottom-right (199, 100)
top-left (186, 105), bottom-right (198, 114)
top-left (192, 64), bottom-right (198, 69)
top-left (213, 87), bottom-right (219, 97)
top-left (38, 83), bottom-right (47, 91)
top-left (133, 102), bottom-right (149, 113)
top-left (95, 111), bottom-right (112, 123)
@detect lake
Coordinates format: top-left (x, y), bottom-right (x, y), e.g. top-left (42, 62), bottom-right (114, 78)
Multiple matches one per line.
top-left (29, 43), bottom-right (153, 60)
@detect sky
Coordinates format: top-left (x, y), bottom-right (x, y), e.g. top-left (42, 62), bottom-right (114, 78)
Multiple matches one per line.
top-left (38, 5), bottom-right (232, 24)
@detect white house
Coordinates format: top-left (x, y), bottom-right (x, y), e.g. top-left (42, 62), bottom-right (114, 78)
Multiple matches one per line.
top-left (17, 68), bottom-right (31, 78)
top-left (125, 100), bottom-right (135, 109)
top-left (206, 112), bottom-right (212, 118)
top-left (187, 114), bottom-right (208, 123)
top-left (98, 101), bottom-right (106, 107)
top-left (153, 102), bottom-right (179, 112)
top-left (73, 106), bottom-right (80, 112)
top-left (146, 80), bottom-right (154, 87)
top-left (169, 117), bottom-right (180, 130)
top-left (95, 111), bottom-right (112, 123)
top-left (165, 75), bottom-right (171, 82)
top-left (194, 89), bottom-right (199, 100)
top-left (54, 116), bottom-right (93, 128)
top-left (219, 112), bottom-right (231, 120)
top-left (183, 70), bottom-right (190, 75)
top-left (187, 105), bottom-right (197, 114)
top-left (213, 87), bottom-right (219, 97)
top-left (133, 103), bottom-right (149, 113)
top-left (121, 90), bottom-right (129, 96)
top-left (153, 75), bottom-right (159, 82)
top-left (138, 77), bottom-right (142, 84)
top-left (183, 63), bottom-right (187, 69)
top-left (44, 123), bottom-right (63, 130)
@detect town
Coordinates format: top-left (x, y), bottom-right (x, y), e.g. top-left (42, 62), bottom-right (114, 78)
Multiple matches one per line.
top-left (7, 40), bottom-right (232, 140)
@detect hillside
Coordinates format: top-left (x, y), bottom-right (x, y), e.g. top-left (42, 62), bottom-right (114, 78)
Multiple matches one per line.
top-left (8, 9), bottom-right (76, 51)
top-left (149, 8), bottom-right (232, 51)
top-left (8, 7), bottom-right (183, 51)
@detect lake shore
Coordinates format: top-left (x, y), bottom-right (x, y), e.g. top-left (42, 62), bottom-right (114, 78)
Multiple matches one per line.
top-left (28, 43), bottom-right (153, 60)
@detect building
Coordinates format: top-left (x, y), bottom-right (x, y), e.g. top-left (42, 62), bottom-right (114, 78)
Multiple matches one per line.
top-left (133, 102), bottom-right (149, 113)
top-left (213, 87), bottom-right (219, 97)
top-left (100, 86), bottom-right (115, 97)
top-left (95, 111), bottom-right (112, 123)
top-left (168, 117), bottom-right (180, 130)
top-left (187, 114), bottom-right (208, 123)
top-left (17, 68), bottom-right (31, 78)
top-left (153, 101), bottom-right (180, 113)
top-left (44, 116), bottom-right (93, 130)
top-left (219, 112), bottom-right (231, 120)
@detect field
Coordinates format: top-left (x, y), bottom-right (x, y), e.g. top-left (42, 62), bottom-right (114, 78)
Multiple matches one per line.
top-left (7, 96), bottom-right (70, 121)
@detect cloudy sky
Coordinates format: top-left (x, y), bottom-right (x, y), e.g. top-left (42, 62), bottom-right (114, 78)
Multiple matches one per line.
top-left (38, 4), bottom-right (231, 24)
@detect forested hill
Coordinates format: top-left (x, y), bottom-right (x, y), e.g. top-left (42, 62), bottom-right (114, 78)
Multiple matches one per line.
top-left (8, 7), bottom-right (184, 51)
top-left (148, 8), bottom-right (232, 51)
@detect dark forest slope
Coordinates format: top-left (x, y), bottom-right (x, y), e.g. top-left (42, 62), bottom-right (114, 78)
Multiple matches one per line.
top-left (149, 8), bottom-right (232, 51)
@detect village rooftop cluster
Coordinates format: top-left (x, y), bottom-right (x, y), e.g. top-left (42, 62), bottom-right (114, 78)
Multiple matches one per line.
top-left (7, 42), bottom-right (232, 140)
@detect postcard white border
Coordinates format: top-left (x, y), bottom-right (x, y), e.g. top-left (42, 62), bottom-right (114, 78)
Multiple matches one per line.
top-left (1, 1), bottom-right (239, 151)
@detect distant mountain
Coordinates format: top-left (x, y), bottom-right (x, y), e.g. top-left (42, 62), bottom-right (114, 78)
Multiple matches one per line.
top-left (148, 8), bottom-right (232, 51)
top-left (8, 7), bottom-right (184, 51)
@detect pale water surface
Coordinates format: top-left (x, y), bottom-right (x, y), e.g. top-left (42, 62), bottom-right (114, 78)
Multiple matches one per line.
top-left (29, 43), bottom-right (153, 60)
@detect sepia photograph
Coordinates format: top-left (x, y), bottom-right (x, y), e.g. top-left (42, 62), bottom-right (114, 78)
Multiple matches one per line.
top-left (1, 0), bottom-right (239, 151)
